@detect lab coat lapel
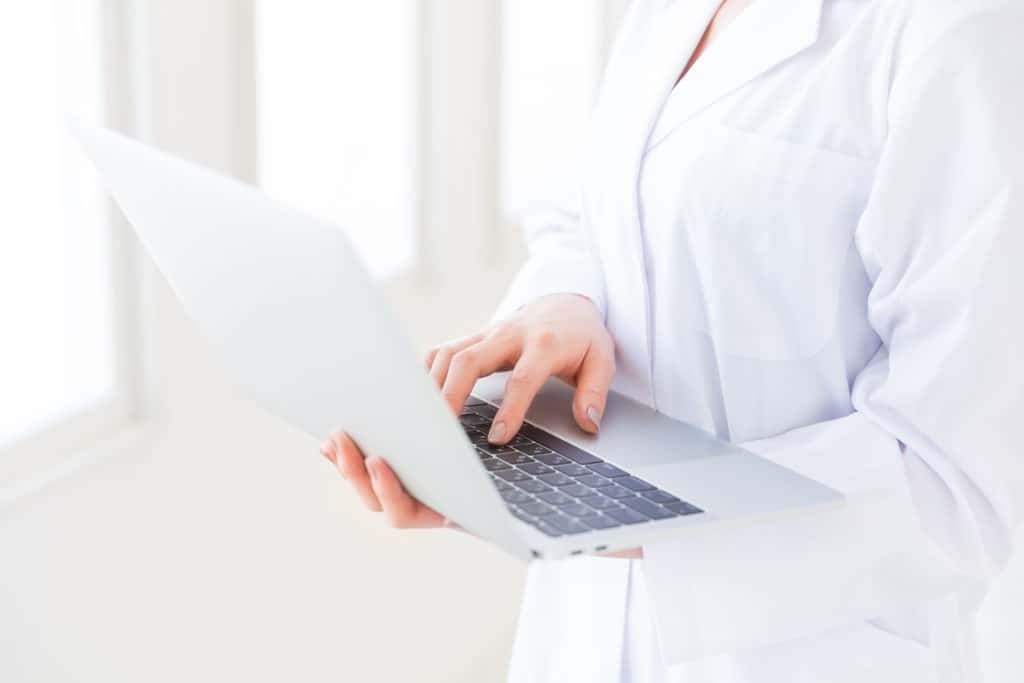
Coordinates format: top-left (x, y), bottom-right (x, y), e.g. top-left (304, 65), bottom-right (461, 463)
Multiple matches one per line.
top-left (647, 0), bottom-right (825, 149)
top-left (586, 0), bottom-right (722, 404)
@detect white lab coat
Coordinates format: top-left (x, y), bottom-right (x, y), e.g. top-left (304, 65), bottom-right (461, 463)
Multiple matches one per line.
top-left (499, 0), bottom-right (1024, 681)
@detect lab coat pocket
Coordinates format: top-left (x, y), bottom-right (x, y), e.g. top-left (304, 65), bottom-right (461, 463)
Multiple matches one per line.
top-left (672, 124), bottom-right (874, 361)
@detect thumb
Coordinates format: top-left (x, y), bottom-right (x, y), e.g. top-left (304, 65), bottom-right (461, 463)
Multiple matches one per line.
top-left (572, 343), bottom-right (615, 434)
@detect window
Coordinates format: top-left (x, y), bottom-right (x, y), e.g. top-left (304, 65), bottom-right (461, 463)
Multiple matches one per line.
top-left (0, 1), bottom-right (124, 448)
top-left (255, 1), bottom-right (419, 280)
top-left (500, 0), bottom-right (603, 219)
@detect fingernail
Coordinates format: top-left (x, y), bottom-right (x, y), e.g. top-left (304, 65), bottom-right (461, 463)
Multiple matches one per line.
top-left (320, 445), bottom-right (335, 463)
top-left (488, 421), bottom-right (507, 443)
top-left (586, 405), bottom-right (602, 428)
top-left (368, 461), bottom-right (378, 482)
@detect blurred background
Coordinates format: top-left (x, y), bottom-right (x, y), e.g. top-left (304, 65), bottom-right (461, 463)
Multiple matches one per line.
top-left (0, 2), bottom-right (1021, 682)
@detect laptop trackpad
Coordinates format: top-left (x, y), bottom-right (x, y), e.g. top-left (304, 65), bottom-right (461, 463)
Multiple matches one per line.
top-left (472, 374), bottom-right (735, 469)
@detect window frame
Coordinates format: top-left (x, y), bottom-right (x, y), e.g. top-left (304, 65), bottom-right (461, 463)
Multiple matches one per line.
top-left (0, 0), bottom-right (148, 476)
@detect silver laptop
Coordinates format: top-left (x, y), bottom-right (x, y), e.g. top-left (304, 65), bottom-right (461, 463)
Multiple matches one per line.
top-left (73, 123), bottom-right (842, 561)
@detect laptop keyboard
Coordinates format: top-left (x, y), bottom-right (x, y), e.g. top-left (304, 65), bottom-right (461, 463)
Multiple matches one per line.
top-left (461, 398), bottom-right (703, 537)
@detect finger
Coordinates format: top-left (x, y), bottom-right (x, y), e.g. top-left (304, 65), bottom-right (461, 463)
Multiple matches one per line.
top-left (429, 333), bottom-right (484, 388)
top-left (332, 432), bottom-right (381, 512)
top-left (367, 457), bottom-right (444, 528)
top-left (440, 335), bottom-right (519, 414)
top-left (320, 439), bottom-right (337, 464)
top-left (489, 342), bottom-right (559, 444)
top-left (571, 341), bottom-right (615, 434)
top-left (423, 346), bottom-right (439, 370)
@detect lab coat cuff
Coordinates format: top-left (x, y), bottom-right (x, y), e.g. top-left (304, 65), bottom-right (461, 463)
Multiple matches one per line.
top-left (493, 256), bottom-right (606, 322)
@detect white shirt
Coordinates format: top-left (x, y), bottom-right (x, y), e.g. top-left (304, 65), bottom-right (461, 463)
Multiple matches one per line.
top-left (500, 0), bottom-right (1024, 681)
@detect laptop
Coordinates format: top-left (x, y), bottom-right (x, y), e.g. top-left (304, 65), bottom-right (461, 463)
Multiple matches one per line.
top-left (73, 123), bottom-right (842, 561)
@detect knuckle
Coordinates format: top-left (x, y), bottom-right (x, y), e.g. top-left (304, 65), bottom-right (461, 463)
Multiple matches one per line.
top-left (508, 366), bottom-right (534, 387)
top-left (451, 348), bottom-right (477, 369)
top-left (490, 319), bottom-right (519, 339)
top-left (530, 327), bottom-right (560, 351)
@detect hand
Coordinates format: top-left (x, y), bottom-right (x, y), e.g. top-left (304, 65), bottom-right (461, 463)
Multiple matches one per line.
top-left (426, 293), bottom-right (616, 443)
top-left (321, 432), bottom-right (448, 529)
top-left (321, 293), bottom-right (638, 556)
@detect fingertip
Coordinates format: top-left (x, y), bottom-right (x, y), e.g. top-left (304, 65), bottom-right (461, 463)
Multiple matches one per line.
top-left (487, 418), bottom-right (511, 444)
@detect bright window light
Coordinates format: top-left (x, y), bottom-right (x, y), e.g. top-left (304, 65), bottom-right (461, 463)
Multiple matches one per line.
top-left (0, 1), bottom-right (114, 446)
top-left (500, 0), bottom-right (600, 220)
top-left (255, 1), bottom-right (419, 280)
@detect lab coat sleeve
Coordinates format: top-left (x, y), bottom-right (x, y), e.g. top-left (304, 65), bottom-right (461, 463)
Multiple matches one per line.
top-left (494, 189), bottom-right (607, 319)
top-left (640, 10), bottom-right (1024, 663)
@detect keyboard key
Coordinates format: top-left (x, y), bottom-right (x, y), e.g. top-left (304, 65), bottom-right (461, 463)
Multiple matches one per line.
top-left (473, 404), bottom-right (498, 418)
top-left (587, 462), bottom-right (629, 478)
top-left (490, 475), bottom-right (513, 491)
top-left (514, 479), bottom-right (553, 494)
top-left (579, 495), bottom-right (619, 510)
top-left (601, 484), bottom-right (634, 499)
top-left (665, 501), bottom-right (704, 516)
top-left (509, 435), bottom-right (532, 447)
top-left (497, 451), bottom-right (533, 465)
top-left (509, 507), bottom-right (537, 525)
top-left (575, 473), bottom-right (611, 488)
top-left (618, 476), bottom-right (656, 492)
top-left (537, 490), bottom-right (573, 506)
top-left (475, 448), bottom-right (493, 460)
top-left (459, 414), bottom-right (490, 427)
top-left (468, 432), bottom-right (489, 445)
top-left (620, 496), bottom-right (676, 520)
top-left (560, 483), bottom-right (592, 498)
top-left (582, 514), bottom-right (620, 530)
top-left (534, 452), bottom-right (572, 466)
top-left (517, 443), bottom-right (553, 456)
top-left (479, 442), bottom-right (516, 454)
top-left (561, 449), bottom-right (601, 465)
top-left (519, 501), bottom-right (557, 516)
top-left (604, 506), bottom-right (650, 525)
top-left (518, 462), bottom-right (554, 476)
top-left (554, 464), bottom-right (589, 476)
top-left (535, 521), bottom-right (565, 537)
top-left (483, 459), bottom-right (510, 471)
top-left (538, 472), bottom-right (574, 487)
top-left (561, 502), bottom-right (597, 518)
top-left (495, 469), bottom-right (530, 482)
top-left (501, 489), bottom-right (533, 504)
top-left (640, 490), bottom-right (680, 504)
top-left (544, 514), bottom-right (591, 535)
